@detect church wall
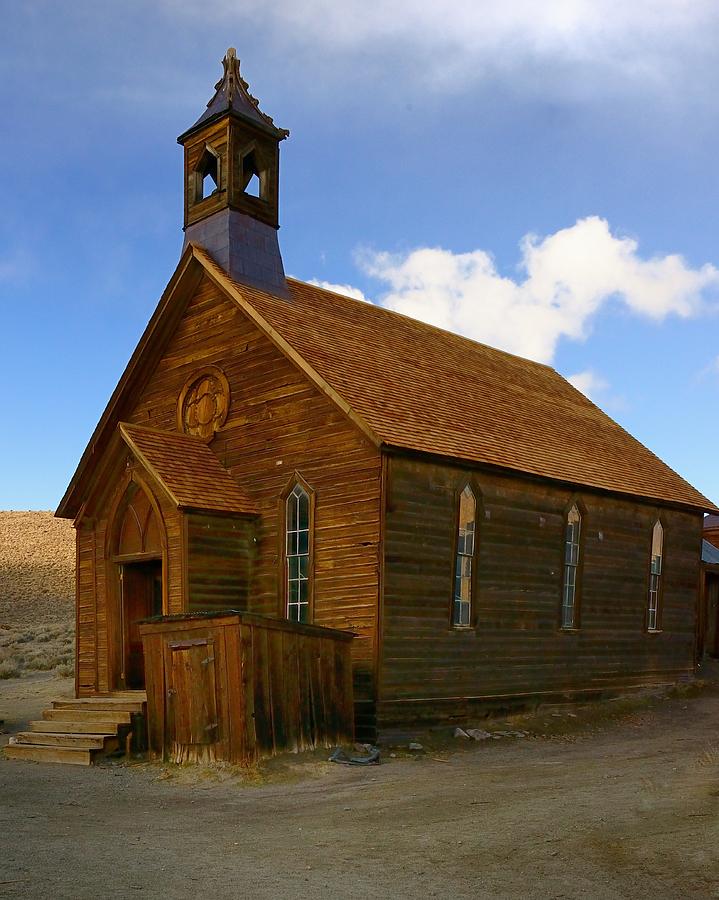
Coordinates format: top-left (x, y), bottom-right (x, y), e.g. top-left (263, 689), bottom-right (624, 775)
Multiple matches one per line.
top-left (378, 455), bottom-right (703, 733)
top-left (186, 513), bottom-right (256, 612)
top-left (126, 275), bottom-right (383, 712)
top-left (75, 524), bottom-right (97, 695)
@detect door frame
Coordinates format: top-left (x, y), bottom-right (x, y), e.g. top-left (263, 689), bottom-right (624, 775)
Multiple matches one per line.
top-left (106, 471), bottom-right (169, 691)
top-left (118, 557), bottom-right (163, 689)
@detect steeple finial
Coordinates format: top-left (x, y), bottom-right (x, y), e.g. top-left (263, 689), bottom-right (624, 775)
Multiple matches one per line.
top-left (179, 48), bottom-right (289, 143)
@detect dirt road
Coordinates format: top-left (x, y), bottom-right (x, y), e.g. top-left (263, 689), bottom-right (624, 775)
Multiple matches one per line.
top-left (1, 676), bottom-right (718, 899)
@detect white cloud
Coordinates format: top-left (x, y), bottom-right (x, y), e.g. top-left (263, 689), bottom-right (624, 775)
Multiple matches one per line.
top-left (306, 278), bottom-right (370, 303)
top-left (356, 216), bottom-right (719, 364)
top-left (567, 370), bottom-right (609, 401)
top-left (163, 0), bottom-right (719, 99)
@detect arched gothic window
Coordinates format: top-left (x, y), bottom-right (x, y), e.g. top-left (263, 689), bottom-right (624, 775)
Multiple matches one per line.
top-left (452, 485), bottom-right (477, 627)
top-left (561, 504), bottom-right (582, 628)
top-left (285, 482), bottom-right (311, 623)
top-left (648, 520), bottom-right (664, 631)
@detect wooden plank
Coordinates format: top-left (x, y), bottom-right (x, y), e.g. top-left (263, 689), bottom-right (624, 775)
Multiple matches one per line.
top-left (4, 745), bottom-right (93, 766)
top-left (240, 623), bottom-right (256, 760)
top-left (43, 709), bottom-right (131, 724)
top-left (30, 720), bottom-right (119, 735)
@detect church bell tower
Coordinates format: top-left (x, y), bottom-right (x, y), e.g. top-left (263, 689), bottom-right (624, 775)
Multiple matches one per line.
top-left (177, 48), bottom-right (290, 297)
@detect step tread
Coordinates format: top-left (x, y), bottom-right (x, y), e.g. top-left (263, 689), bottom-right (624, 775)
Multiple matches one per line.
top-left (15, 732), bottom-right (117, 750)
top-left (53, 699), bottom-right (145, 713)
top-left (30, 720), bottom-right (120, 734)
top-left (4, 744), bottom-right (93, 766)
top-left (43, 709), bottom-right (132, 723)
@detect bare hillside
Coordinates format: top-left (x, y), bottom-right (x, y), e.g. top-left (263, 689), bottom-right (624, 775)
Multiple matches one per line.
top-left (0, 511), bottom-right (74, 627)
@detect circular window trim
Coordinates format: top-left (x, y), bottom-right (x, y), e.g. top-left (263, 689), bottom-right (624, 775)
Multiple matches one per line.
top-left (176, 365), bottom-right (231, 441)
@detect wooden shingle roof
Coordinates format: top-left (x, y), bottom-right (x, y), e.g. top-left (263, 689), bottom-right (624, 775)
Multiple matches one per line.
top-left (120, 422), bottom-right (257, 516)
top-left (196, 248), bottom-right (713, 512)
top-left (56, 245), bottom-right (714, 519)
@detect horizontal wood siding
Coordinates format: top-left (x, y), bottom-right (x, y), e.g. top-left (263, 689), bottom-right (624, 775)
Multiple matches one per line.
top-left (379, 456), bottom-right (703, 731)
top-left (187, 513), bottom-right (255, 611)
top-left (127, 275), bottom-right (382, 703)
top-left (76, 525), bottom-right (96, 695)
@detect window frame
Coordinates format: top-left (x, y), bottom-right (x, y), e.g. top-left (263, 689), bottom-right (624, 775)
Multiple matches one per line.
top-left (559, 497), bottom-right (586, 632)
top-left (646, 517), bottom-right (666, 634)
top-left (449, 480), bottom-right (482, 630)
top-left (279, 473), bottom-right (315, 624)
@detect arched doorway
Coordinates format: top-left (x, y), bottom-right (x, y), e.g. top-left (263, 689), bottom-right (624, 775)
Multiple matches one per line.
top-left (111, 481), bottom-right (165, 689)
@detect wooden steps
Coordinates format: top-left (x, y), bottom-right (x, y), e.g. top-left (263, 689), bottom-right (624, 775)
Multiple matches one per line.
top-left (43, 708), bottom-right (132, 724)
top-left (3, 693), bottom-right (145, 766)
top-left (30, 719), bottom-right (120, 735)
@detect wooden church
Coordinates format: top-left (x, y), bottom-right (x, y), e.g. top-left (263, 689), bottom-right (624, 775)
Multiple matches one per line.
top-left (12, 49), bottom-right (716, 763)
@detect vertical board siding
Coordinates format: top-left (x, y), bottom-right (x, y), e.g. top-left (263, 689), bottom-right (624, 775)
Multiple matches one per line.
top-left (187, 513), bottom-right (255, 611)
top-left (76, 526), bottom-right (96, 695)
top-left (140, 614), bottom-right (354, 763)
top-left (127, 276), bottom-right (382, 702)
top-left (95, 520), bottom-right (108, 692)
top-left (379, 456), bottom-right (702, 731)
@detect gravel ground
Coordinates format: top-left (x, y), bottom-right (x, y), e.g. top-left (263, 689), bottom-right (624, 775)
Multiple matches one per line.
top-left (1, 513), bottom-right (718, 898)
top-left (1, 675), bottom-right (718, 899)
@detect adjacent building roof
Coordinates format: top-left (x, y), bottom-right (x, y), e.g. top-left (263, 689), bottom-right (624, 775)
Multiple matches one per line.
top-left (702, 540), bottom-right (719, 565)
top-left (119, 422), bottom-right (257, 516)
top-left (704, 514), bottom-right (719, 531)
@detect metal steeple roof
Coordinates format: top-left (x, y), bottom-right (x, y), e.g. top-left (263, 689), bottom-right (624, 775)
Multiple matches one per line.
top-left (178, 48), bottom-right (289, 143)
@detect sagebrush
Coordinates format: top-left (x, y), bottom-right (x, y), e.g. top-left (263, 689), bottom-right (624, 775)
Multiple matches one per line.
top-left (0, 620), bottom-right (74, 678)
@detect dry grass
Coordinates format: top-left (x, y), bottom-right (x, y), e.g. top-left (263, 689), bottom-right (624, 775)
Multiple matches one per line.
top-left (0, 620), bottom-right (74, 679)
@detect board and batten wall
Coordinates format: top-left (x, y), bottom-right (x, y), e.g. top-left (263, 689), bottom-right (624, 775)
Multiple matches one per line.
top-left (377, 455), bottom-right (703, 732)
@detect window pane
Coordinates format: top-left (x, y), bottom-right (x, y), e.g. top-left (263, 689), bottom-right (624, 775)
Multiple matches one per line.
top-left (287, 494), bottom-right (298, 533)
top-left (298, 529), bottom-right (309, 555)
top-left (286, 530), bottom-right (297, 555)
top-left (453, 485), bottom-right (477, 626)
top-left (297, 489), bottom-right (309, 531)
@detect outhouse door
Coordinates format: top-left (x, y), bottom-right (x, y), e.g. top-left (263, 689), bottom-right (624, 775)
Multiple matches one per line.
top-left (165, 639), bottom-right (219, 749)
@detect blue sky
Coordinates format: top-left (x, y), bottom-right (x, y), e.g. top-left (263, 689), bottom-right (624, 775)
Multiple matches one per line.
top-left (1, 1), bottom-right (718, 510)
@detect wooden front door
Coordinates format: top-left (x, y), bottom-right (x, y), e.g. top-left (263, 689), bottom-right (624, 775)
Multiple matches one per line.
top-left (121, 560), bottom-right (162, 689)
